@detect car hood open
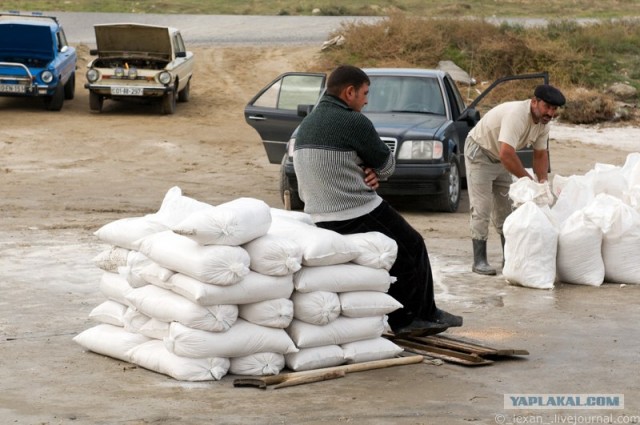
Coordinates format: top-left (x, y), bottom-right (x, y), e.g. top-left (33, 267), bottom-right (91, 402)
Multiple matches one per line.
top-left (366, 112), bottom-right (447, 139)
top-left (94, 23), bottom-right (172, 59)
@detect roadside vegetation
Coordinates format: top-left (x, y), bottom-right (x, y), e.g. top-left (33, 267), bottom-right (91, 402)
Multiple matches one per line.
top-left (3, 1), bottom-right (639, 124)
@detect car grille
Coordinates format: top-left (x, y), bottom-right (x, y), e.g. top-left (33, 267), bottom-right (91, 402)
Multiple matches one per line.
top-left (381, 137), bottom-right (397, 155)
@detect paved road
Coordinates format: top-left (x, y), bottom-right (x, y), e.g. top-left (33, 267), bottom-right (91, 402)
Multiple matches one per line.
top-left (53, 12), bottom-right (380, 46)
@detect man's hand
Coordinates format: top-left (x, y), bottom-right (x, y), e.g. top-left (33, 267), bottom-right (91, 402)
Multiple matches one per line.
top-left (363, 167), bottom-right (379, 190)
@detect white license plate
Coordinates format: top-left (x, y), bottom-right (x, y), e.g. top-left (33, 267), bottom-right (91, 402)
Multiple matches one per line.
top-left (0, 84), bottom-right (26, 93)
top-left (110, 86), bottom-right (143, 96)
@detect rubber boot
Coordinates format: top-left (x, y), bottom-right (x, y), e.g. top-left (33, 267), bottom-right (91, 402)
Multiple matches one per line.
top-left (472, 239), bottom-right (497, 275)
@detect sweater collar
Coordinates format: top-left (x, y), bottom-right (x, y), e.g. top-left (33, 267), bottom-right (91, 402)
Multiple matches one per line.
top-left (322, 93), bottom-right (352, 111)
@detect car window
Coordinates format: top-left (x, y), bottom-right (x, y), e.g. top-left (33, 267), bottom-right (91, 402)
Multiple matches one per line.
top-left (365, 76), bottom-right (445, 114)
top-left (57, 28), bottom-right (68, 51)
top-left (174, 33), bottom-right (186, 54)
top-left (253, 74), bottom-right (324, 110)
top-left (443, 75), bottom-right (466, 119)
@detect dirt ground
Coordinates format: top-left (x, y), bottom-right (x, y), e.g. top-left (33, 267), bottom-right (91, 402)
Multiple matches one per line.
top-left (1, 46), bottom-right (639, 425)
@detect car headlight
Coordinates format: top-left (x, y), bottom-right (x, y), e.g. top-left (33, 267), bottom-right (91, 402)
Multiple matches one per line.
top-left (86, 69), bottom-right (99, 83)
top-left (397, 140), bottom-right (443, 160)
top-left (41, 70), bottom-right (54, 84)
top-left (158, 71), bottom-right (171, 85)
top-left (287, 138), bottom-right (296, 158)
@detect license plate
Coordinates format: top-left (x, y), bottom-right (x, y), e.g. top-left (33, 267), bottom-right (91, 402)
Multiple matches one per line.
top-left (110, 86), bottom-right (143, 96)
top-left (0, 84), bottom-right (26, 93)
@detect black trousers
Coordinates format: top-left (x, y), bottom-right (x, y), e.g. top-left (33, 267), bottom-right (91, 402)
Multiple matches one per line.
top-left (316, 200), bottom-right (437, 331)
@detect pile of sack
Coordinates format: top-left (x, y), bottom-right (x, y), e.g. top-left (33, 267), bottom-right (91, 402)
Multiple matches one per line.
top-left (74, 187), bottom-right (403, 381)
top-left (503, 152), bottom-right (640, 289)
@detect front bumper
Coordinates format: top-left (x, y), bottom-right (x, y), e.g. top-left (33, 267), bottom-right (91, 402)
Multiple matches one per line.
top-left (0, 62), bottom-right (53, 97)
top-left (284, 160), bottom-right (451, 196)
top-left (85, 83), bottom-right (173, 98)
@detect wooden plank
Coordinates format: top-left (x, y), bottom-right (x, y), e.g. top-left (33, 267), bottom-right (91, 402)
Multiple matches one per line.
top-left (395, 340), bottom-right (493, 367)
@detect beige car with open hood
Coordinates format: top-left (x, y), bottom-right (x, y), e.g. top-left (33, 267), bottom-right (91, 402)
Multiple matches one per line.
top-left (84, 23), bottom-right (194, 114)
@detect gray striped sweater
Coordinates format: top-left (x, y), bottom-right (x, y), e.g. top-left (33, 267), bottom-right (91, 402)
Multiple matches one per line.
top-left (293, 94), bottom-right (395, 222)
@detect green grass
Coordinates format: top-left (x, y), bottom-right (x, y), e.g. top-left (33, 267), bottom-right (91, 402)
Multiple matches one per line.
top-left (3, 0), bottom-right (640, 18)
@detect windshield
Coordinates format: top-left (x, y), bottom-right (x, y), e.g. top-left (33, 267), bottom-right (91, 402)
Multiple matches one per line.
top-left (364, 75), bottom-right (446, 115)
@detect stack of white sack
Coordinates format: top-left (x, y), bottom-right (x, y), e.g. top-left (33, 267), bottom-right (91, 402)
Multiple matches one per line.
top-left (552, 152), bottom-right (640, 286)
top-left (503, 152), bottom-right (640, 289)
top-left (75, 187), bottom-right (303, 381)
top-left (269, 217), bottom-right (404, 371)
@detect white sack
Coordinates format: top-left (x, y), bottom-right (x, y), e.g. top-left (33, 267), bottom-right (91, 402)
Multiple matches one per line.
top-left (120, 251), bottom-right (152, 288)
top-left (125, 285), bottom-right (238, 332)
top-left (92, 246), bottom-right (130, 272)
top-left (509, 177), bottom-right (554, 208)
top-left (138, 318), bottom-right (170, 339)
top-left (229, 352), bottom-right (285, 376)
top-left (238, 298), bottom-right (293, 329)
top-left (242, 233), bottom-right (303, 276)
top-left (269, 217), bottom-right (359, 266)
top-left (503, 202), bottom-right (558, 289)
top-left (551, 175), bottom-right (595, 226)
top-left (294, 263), bottom-right (395, 293)
top-left (151, 186), bottom-right (215, 228)
top-left (123, 307), bottom-right (152, 334)
top-left (94, 216), bottom-right (169, 250)
top-left (270, 208), bottom-right (315, 225)
top-left (291, 291), bottom-right (341, 325)
top-left (339, 291), bottom-right (403, 318)
top-left (89, 300), bottom-right (128, 326)
top-left (138, 262), bottom-right (175, 289)
top-left (344, 232), bottom-right (398, 270)
top-left (73, 324), bottom-right (150, 362)
top-left (173, 197), bottom-right (272, 246)
top-left (127, 339), bottom-right (229, 381)
top-left (99, 271), bottom-right (133, 306)
top-left (556, 209), bottom-right (604, 286)
top-left (165, 320), bottom-right (298, 359)
top-left (586, 163), bottom-right (628, 200)
top-left (135, 230), bottom-right (250, 285)
top-left (285, 345), bottom-right (345, 372)
top-left (341, 337), bottom-right (403, 363)
top-left (600, 198), bottom-right (640, 284)
top-left (168, 272), bottom-right (294, 306)
top-left (287, 316), bottom-right (386, 349)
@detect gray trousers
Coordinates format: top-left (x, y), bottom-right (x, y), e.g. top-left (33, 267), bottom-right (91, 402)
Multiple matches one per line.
top-left (464, 136), bottom-right (513, 240)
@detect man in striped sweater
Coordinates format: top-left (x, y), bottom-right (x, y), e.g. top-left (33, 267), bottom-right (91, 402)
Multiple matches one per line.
top-left (294, 65), bottom-right (462, 336)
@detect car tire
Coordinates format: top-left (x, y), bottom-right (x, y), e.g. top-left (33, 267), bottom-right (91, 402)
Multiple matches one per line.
top-left (89, 91), bottom-right (103, 112)
top-left (434, 155), bottom-right (461, 213)
top-left (161, 88), bottom-right (177, 115)
top-left (64, 72), bottom-right (75, 100)
top-left (44, 82), bottom-right (65, 111)
top-left (279, 156), bottom-right (304, 210)
top-left (178, 79), bottom-right (190, 102)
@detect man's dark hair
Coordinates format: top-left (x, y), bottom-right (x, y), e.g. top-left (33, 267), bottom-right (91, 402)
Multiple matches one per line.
top-left (326, 65), bottom-right (370, 96)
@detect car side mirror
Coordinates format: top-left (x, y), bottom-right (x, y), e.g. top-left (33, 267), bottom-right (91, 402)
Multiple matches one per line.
top-left (459, 108), bottom-right (481, 127)
top-left (297, 104), bottom-right (314, 117)
top-left (176, 51), bottom-right (186, 58)
top-left (89, 48), bottom-right (98, 56)
top-left (60, 45), bottom-right (68, 53)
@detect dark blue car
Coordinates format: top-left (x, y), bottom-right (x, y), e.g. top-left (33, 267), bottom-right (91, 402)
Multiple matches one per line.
top-left (0, 12), bottom-right (77, 110)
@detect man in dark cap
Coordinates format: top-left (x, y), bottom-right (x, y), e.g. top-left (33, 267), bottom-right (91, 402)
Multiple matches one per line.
top-left (463, 84), bottom-right (566, 275)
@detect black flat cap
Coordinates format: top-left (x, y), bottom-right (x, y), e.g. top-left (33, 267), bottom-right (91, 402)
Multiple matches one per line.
top-left (534, 84), bottom-right (566, 107)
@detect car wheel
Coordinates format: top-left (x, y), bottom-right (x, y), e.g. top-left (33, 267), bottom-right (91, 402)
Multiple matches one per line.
top-left (44, 82), bottom-right (65, 111)
top-left (161, 88), bottom-right (177, 115)
top-left (64, 73), bottom-right (75, 100)
top-left (89, 91), bottom-right (103, 112)
top-left (434, 155), bottom-right (461, 212)
top-left (279, 156), bottom-right (304, 210)
top-left (178, 80), bottom-right (190, 102)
